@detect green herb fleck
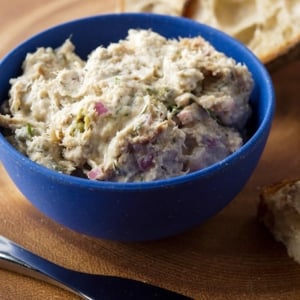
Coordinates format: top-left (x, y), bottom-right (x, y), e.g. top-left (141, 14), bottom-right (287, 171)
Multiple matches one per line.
top-left (167, 104), bottom-right (182, 115)
top-left (205, 109), bottom-right (222, 125)
top-left (26, 124), bottom-right (33, 137)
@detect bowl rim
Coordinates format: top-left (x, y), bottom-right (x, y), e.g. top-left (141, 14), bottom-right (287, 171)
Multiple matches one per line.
top-left (0, 13), bottom-right (275, 191)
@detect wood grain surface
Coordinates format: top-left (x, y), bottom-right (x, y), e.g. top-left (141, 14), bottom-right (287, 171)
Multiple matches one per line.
top-left (1, 1), bottom-right (300, 299)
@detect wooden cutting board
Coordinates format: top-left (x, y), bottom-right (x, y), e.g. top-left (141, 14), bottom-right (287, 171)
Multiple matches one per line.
top-left (1, 1), bottom-right (300, 299)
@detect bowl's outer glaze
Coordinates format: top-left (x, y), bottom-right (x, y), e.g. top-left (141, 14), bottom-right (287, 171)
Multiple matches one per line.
top-left (0, 14), bottom-right (274, 241)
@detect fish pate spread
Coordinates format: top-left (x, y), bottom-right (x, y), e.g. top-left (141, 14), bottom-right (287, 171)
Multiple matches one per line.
top-left (0, 29), bottom-right (253, 182)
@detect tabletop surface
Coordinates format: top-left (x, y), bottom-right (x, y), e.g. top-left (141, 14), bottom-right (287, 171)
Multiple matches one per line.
top-left (1, 1), bottom-right (300, 299)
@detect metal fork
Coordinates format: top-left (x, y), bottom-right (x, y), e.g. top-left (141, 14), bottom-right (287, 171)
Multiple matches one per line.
top-left (0, 235), bottom-right (191, 299)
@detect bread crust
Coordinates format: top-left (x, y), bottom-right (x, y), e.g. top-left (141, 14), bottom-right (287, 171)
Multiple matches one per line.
top-left (260, 179), bottom-right (300, 200)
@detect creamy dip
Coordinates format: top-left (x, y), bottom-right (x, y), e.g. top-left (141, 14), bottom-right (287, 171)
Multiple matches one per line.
top-left (0, 29), bottom-right (253, 182)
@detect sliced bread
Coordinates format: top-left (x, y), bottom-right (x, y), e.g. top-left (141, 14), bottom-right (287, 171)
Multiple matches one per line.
top-left (117, 0), bottom-right (300, 68)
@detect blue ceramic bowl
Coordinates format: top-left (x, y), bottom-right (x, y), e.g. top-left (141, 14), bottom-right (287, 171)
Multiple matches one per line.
top-left (0, 13), bottom-right (275, 241)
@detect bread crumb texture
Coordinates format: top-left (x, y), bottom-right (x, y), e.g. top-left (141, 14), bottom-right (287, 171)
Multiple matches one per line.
top-left (259, 180), bottom-right (300, 264)
top-left (118, 0), bottom-right (300, 63)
